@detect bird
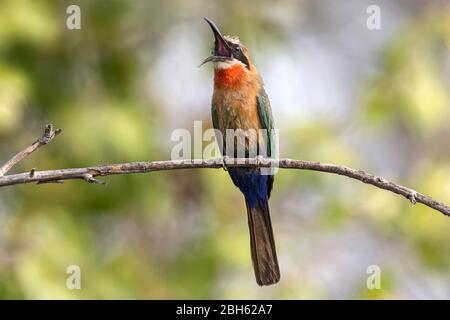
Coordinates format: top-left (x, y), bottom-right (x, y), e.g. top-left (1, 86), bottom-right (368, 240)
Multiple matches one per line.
top-left (201, 17), bottom-right (280, 286)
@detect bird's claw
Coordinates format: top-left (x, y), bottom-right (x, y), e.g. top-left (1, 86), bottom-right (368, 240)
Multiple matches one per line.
top-left (407, 190), bottom-right (418, 204)
top-left (255, 155), bottom-right (264, 166)
top-left (221, 156), bottom-right (229, 171)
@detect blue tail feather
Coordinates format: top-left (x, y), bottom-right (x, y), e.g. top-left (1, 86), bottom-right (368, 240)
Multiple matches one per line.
top-left (228, 168), bottom-right (280, 285)
top-left (228, 168), bottom-right (269, 208)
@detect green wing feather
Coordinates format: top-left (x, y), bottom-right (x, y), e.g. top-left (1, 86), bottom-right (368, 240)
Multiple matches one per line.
top-left (256, 86), bottom-right (276, 197)
top-left (256, 87), bottom-right (275, 157)
top-left (211, 105), bottom-right (224, 155)
top-left (211, 105), bottom-right (219, 130)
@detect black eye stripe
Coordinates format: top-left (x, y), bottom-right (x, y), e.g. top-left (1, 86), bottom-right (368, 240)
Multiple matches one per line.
top-left (235, 52), bottom-right (250, 69)
top-left (226, 41), bottom-right (250, 69)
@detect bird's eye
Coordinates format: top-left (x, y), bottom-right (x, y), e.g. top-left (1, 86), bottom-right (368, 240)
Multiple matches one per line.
top-left (235, 46), bottom-right (242, 52)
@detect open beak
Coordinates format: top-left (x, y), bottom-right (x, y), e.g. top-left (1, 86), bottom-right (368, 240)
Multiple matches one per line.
top-left (200, 17), bottom-right (233, 66)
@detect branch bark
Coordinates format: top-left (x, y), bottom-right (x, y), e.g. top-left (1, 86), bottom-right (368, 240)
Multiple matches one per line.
top-left (0, 125), bottom-right (449, 218)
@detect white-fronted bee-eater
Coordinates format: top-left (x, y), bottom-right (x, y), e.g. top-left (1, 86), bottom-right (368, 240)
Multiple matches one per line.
top-left (202, 18), bottom-right (280, 286)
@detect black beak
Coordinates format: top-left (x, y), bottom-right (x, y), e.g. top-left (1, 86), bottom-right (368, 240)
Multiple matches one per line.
top-left (200, 17), bottom-right (233, 66)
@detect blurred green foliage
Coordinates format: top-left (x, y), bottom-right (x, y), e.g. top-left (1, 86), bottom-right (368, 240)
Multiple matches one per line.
top-left (0, 0), bottom-right (449, 299)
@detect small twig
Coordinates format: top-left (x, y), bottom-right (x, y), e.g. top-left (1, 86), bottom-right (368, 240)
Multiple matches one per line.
top-left (0, 124), bottom-right (61, 176)
top-left (36, 179), bottom-right (65, 185)
top-left (82, 174), bottom-right (106, 185)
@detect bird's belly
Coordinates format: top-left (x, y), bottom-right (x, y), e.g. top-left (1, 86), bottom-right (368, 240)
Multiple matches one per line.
top-left (219, 106), bottom-right (258, 131)
top-left (214, 90), bottom-right (260, 129)
top-left (215, 99), bottom-right (263, 157)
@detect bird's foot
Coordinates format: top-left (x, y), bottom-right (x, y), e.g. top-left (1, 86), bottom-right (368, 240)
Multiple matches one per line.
top-left (221, 155), bottom-right (229, 171)
top-left (407, 190), bottom-right (418, 204)
top-left (255, 155), bottom-right (264, 166)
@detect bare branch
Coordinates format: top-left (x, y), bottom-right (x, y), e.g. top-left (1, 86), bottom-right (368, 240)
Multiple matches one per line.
top-left (0, 124), bottom-right (61, 176)
top-left (0, 157), bottom-right (448, 217)
top-left (0, 125), bottom-right (448, 217)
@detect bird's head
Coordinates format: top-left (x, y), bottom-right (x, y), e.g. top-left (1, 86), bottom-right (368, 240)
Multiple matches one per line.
top-left (201, 17), bottom-right (252, 71)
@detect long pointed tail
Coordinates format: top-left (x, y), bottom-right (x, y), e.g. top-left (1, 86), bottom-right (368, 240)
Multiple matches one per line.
top-left (245, 199), bottom-right (280, 286)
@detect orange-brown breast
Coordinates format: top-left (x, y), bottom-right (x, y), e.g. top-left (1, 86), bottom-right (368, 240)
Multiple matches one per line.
top-left (212, 63), bottom-right (262, 137)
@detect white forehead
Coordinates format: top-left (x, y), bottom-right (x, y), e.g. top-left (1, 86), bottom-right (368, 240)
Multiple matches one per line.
top-left (223, 35), bottom-right (241, 45)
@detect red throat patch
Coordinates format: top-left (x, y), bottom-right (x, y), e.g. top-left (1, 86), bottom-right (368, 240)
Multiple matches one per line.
top-left (214, 64), bottom-right (245, 88)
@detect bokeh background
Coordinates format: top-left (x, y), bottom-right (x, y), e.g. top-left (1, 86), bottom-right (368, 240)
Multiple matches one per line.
top-left (0, 0), bottom-right (449, 299)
